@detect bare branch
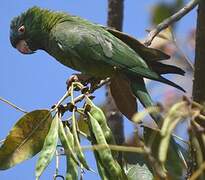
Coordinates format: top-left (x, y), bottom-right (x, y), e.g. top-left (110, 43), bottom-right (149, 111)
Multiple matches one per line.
top-left (0, 96), bottom-right (27, 113)
top-left (144, 0), bottom-right (200, 46)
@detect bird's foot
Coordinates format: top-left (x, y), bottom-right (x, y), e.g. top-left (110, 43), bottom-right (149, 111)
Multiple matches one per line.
top-left (66, 74), bottom-right (102, 93)
top-left (66, 74), bottom-right (95, 89)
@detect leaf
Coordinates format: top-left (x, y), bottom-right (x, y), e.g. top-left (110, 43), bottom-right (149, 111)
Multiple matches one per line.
top-left (159, 102), bottom-right (188, 164)
top-left (126, 164), bottom-right (153, 180)
top-left (78, 116), bottom-right (90, 136)
top-left (151, 1), bottom-right (184, 26)
top-left (0, 110), bottom-right (52, 170)
top-left (143, 126), bottom-right (184, 178)
top-left (151, 3), bottom-right (173, 25)
top-left (110, 74), bottom-right (137, 120)
top-left (35, 113), bottom-right (59, 180)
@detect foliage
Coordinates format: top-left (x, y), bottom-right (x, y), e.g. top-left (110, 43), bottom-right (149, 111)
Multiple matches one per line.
top-left (1, 0), bottom-right (205, 179)
top-left (0, 79), bottom-right (205, 179)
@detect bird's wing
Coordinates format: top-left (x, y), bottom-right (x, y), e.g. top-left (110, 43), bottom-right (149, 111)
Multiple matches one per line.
top-left (53, 22), bottom-right (184, 91)
top-left (99, 26), bottom-right (185, 76)
top-left (54, 22), bottom-right (160, 78)
top-left (101, 26), bottom-right (170, 61)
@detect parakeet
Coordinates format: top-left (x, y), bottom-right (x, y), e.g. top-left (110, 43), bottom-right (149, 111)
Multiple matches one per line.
top-left (10, 6), bottom-right (185, 121)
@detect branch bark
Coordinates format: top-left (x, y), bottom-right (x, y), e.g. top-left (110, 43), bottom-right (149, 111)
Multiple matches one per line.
top-left (107, 0), bottom-right (124, 30)
top-left (192, 0), bottom-right (205, 106)
top-left (106, 0), bottom-right (124, 165)
top-left (144, 0), bottom-right (199, 46)
top-left (190, 1), bottom-right (205, 178)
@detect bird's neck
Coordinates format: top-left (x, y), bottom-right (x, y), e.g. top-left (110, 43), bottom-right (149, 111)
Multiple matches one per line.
top-left (25, 7), bottom-right (68, 50)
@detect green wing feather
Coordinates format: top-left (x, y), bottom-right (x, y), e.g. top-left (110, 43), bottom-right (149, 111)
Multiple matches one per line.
top-left (102, 27), bottom-right (170, 61)
top-left (49, 20), bottom-right (184, 92)
top-left (102, 27), bottom-right (185, 76)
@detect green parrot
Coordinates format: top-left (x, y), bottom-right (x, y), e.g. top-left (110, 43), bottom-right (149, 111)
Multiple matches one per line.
top-left (10, 7), bottom-right (186, 174)
top-left (10, 6), bottom-right (185, 121)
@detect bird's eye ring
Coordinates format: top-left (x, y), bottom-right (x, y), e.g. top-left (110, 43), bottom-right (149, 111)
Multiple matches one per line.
top-left (18, 25), bottom-right (25, 33)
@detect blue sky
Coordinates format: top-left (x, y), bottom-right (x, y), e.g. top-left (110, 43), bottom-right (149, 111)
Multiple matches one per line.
top-left (0, 0), bottom-right (196, 179)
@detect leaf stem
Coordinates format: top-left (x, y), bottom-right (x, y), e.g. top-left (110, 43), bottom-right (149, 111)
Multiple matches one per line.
top-left (190, 161), bottom-right (205, 180)
top-left (81, 144), bottom-right (145, 153)
top-left (54, 150), bottom-right (60, 179)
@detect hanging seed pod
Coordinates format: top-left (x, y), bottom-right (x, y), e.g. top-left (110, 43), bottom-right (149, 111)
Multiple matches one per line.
top-left (35, 113), bottom-right (59, 180)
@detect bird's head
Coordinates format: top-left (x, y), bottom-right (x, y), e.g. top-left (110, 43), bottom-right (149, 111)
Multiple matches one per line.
top-left (10, 6), bottom-right (55, 54)
top-left (10, 11), bottom-right (34, 54)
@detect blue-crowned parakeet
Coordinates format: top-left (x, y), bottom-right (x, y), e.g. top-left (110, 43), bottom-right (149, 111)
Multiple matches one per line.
top-left (10, 6), bottom-right (185, 121)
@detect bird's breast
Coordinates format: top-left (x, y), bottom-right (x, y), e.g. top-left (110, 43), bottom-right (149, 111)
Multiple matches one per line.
top-left (46, 40), bottom-right (115, 78)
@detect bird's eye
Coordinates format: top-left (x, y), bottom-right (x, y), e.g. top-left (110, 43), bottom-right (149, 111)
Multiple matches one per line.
top-left (18, 25), bottom-right (25, 33)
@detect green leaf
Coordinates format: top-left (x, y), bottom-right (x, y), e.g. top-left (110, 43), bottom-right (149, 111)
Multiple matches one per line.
top-left (126, 164), bottom-right (153, 180)
top-left (0, 110), bottom-right (52, 170)
top-left (35, 113), bottom-right (59, 180)
top-left (151, 1), bottom-right (184, 25)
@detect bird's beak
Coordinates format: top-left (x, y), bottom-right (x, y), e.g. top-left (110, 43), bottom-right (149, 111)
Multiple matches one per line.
top-left (16, 40), bottom-right (34, 54)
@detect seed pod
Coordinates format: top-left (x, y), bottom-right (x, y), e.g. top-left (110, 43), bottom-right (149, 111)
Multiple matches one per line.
top-left (94, 151), bottom-right (110, 180)
top-left (58, 121), bottom-right (78, 180)
top-left (58, 120), bottom-right (79, 164)
top-left (88, 128), bottom-right (110, 180)
top-left (72, 110), bottom-right (91, 170)
top-left (86, 98), bottom-right (118, 159)
top-left (35, 113), bottom-right (59, 180)
top-left (88, 112), bottom-right (125, 180)
top-left (86, 98), bottom-right (116, 145)
top-left (65, 156), bottom-right (78, 180)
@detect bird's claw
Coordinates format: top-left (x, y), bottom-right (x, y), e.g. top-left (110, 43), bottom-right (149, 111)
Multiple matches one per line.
top-left (66, 74), bottom-right (93, 90)
top-left (66, 74), bottom-right (80, 88)
top-left (66, 74), bottom-right (102, 93)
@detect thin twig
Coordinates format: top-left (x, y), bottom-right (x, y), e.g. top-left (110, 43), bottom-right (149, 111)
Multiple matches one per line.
top-left (77, 129), bottom-right (90, 140)
top-left (51, 91), bottom-right (70, 112)
top-left (190, 161), bottom-right (205, 180)
top-left (142, 124), bottom-right (189, 145)
top-left (0, 96), bottom-right (27, 113)
top-left (54, 150), bottom-right (60, 178)
top-left (89, 77), bottom-right (110, 93)
top-left (144, 0), bottom-right (200, 46)
top-left (81, 144), bottom-right (145, 153)
top-left (60, 78), bottom-right (111, 113)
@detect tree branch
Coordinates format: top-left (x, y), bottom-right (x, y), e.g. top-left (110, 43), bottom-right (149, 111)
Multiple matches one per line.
top-left (0, 96), bottom-right (27, 113)
top-left (144, 0), bottom-right (200, 46)
top-left (191, 1), bottom-right (205, 177)
top-left (193, 0), bottom-right (205, 106)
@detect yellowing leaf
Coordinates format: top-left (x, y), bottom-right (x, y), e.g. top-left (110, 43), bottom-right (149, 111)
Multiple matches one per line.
top-left (78, 116), bottom-right (90, 136)
top-left (0, 110), bottom-right (52, 170)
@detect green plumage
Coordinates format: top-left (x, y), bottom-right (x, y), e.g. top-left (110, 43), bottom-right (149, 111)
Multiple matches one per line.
top-left (10, 7), bottom-right (186, 173)
top-left (10, 6), bottom-right (185, 120)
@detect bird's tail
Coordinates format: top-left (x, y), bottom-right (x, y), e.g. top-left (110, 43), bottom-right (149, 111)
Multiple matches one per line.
top-left (148, 61), bottom-right (185, 76)
top-left (130, 77), bottom-right (162, 122)
top-left (130, 77), bottom-right (185, 170)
